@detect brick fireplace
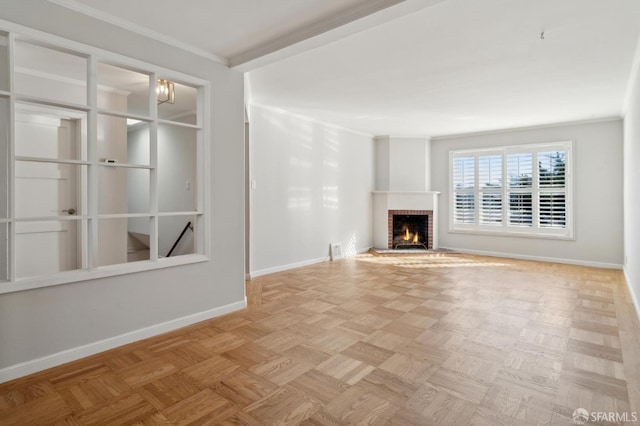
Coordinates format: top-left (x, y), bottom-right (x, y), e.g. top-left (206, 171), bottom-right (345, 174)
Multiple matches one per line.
top-left (388, 209), bottom-right (433, 250)
top-left (372, 191), bottom-right (440, 250)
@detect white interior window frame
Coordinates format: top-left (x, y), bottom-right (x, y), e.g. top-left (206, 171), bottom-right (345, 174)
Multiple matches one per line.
top-left (0, 20), bottom-right (211, 294)
top-left (449, 140), bottom-right (574, 240)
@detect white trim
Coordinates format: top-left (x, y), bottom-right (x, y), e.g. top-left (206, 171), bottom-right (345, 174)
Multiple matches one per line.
top-left (46, 0), bottom-right (228, 65)
top-left (0, 254), bottom-right (208, 294)
top-left (372, 190), bottom-right (441, 195)
top-left (432, 117), bottom-right (622, 141)
top-left (0, 298), bottom-right (247, 384)
top-left (448, 229), bottom-right (575, 241)
top-left (248, 247), bottom-right (371, 279)
top-left (250, 256), bottom-right (330, 279)
top-left (442, 246), bottom-right (623, 270)
top-left (623, 267), bottom-right (640, 323)
top-left (250, 103), bottom-right (373, 138)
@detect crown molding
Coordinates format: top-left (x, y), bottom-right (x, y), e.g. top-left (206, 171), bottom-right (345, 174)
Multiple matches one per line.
top-left (431, 116), bottom-right (622, 141)
top-left (47, 0), bottom-right (228, 65)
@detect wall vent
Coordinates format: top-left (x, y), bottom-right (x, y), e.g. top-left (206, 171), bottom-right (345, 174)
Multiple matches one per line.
top-left (330, 243), bottom-right (343, 260)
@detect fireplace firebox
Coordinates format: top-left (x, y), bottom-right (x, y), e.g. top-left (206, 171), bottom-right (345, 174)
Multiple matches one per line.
top-left (388, 210), bottom-right (433, 250)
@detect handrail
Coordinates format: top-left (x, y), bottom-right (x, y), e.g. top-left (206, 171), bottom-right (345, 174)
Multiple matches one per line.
top-left (166, 221), bottom-right (193, 257)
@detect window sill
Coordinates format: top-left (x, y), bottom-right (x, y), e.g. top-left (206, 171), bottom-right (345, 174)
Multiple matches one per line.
top-left (449, 227), bottom-right (574, 241)
top-left (0, 254), bottom-right (209, 295)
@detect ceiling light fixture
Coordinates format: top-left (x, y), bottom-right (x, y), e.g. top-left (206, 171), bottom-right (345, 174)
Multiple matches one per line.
top-left (156, 79), bottom-right (175, 105)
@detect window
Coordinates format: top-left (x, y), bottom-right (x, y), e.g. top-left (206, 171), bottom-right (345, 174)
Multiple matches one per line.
top-left (450, 141), bottom-right (572, 238)
top-left (0, 28), bottom-right (209, 293)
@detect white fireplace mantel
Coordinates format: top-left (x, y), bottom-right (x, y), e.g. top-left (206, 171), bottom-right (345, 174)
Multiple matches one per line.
top-left (371, 191), bottom-right (441, 249)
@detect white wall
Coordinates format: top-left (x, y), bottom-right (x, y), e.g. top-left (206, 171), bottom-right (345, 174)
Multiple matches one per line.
top-left (0, 2), bottom-right (245, 375)
top-left (624, 51), bottom-right (640, 313)
top-left (374, 136), bottom-right (430, 191)
top-left (374, 137), bottom-right (390, 190)
top-left (249, 104), bottom-right (373, 275)
top-left (432, 119), bottom-right (624, 267)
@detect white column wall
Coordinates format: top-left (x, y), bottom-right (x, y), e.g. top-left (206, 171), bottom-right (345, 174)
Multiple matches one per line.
top-left (623, 48), bottom-right (640, 315)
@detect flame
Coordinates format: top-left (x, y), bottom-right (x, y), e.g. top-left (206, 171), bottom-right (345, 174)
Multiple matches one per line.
top-left (404, 228), bottom-right (410, 241)
top-left (413, 233), bottom-right (419, 243)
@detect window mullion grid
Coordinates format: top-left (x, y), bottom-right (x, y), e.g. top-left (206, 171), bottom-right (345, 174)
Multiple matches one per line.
top-left (7, 32), bottom-right (15, 281)
top-left (149, 73), bottom-right (158, 261)
top-left (195, 85), bottom-right (205, 255)
top-left (501, 153), bottom-right (508, 228)
top-left (474, 155), bottom-right (480, 225)
top-left (533, 150), bottom-right (541, 231)
top-left (87, 55), bottom-right (98, 270)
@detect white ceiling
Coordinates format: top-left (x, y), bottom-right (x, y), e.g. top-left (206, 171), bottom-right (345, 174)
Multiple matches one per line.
top-left (50, 0), bottom-right (640, 138)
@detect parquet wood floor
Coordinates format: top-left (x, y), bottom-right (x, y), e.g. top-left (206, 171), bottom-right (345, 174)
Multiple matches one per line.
top-left (1, 253), bottom-right (639, 425)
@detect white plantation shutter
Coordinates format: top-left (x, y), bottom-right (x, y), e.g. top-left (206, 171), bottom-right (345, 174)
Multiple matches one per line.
top-left (452, 157), bottom-right (475, 224)
top-left (450, 142), bottom-right (572, 238)
top-left (478, 155), bottom-right (502, 224)
top-left (538, 151), bottom-right (567, 228)
top-left (507, 153), bottom-right (533, 226)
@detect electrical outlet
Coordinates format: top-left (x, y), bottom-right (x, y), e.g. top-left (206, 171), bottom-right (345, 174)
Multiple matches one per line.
top-left (185, 180), bottom-right (191, 190)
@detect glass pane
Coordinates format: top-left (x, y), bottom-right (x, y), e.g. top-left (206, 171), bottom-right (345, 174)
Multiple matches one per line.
top-left (0, 32), bottom-right (9, 92)
top-left (98, 167), bottom-right (149, 214)
top-left (14, 39), bottom-right (87, 105)
top-left (97, 62), bottom-right (150, 116)
top-left (452, 157), bottom-right (474, 189)
top-left (158, 124), bottom-right (196, 212)
top-left (0, 97), bottom-right (8, 218)
top-left (98, 115), bottom-right (150, 166)
top-left (158, 80), bottom-right (197, 125)
top-left (159, 215), bottom-right (196, 258)
top-left (540, 192), bottom-right (566, 228)
top-left (0, 222), bottom-right (7, 282)
top-left (15, 162), bottom-right (87, 218)
top-left (478, 155), bottom-right (501, 188)
top-left (538, 151), bottom-right (566, 187)
top-left (15, 103), bottom-right (87, 161)
top-left (508, 192), bottom-right (532, 226)
top-left (507, 153), bottom-right (532, 188)
top-left (99, 217), bottom-right (150, 266)
top-left (15, 219), bottom-right (82, 278)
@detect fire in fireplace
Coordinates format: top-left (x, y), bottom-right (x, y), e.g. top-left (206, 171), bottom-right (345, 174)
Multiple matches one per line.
top-left (388, 210), bottom-right (433, 250)
top-left (392, 214), bottom-right (428, 249)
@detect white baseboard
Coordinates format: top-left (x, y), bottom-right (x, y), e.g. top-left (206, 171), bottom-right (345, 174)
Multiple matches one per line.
top-left (250, 256), bottom-right (330, 278)
top-left (248, 247), bottom-right (372, 279)
top-left (442, 247), bottom-right (624, 270)
top-left (623, 268), bottom-right (640, 323)
top-left (0, 299), bottom-right (247, 384)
